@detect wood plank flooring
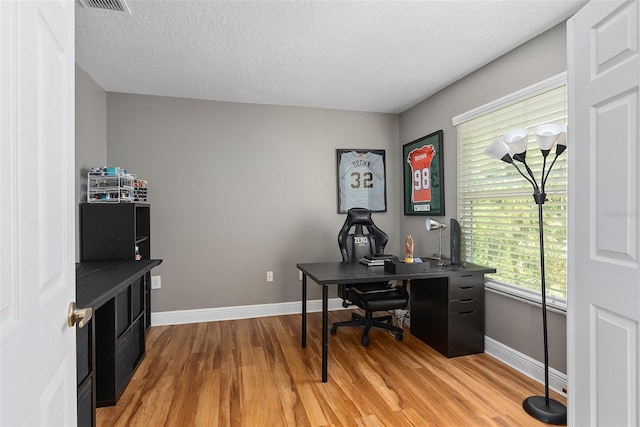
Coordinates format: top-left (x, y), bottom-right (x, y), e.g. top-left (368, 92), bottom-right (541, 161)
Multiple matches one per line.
top-left (96, 310), bottom-right (566, 426)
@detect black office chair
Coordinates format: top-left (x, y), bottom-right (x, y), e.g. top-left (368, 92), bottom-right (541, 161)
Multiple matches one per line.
top-left (330, 208), bottom-right (409, 347)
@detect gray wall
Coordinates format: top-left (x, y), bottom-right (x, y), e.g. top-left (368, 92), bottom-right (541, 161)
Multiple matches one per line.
top-left (75, 65), bottom-right (107, 262)
top-left (105, 94), bottom-right (400, 312)
top-left (398, 23), bottom-right (567, 372)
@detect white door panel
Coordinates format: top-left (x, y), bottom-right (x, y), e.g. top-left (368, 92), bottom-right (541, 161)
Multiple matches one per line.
top-left (568, 0), bottom-right (640, 425)
top-left (1, 1), bottom-right (76, 426)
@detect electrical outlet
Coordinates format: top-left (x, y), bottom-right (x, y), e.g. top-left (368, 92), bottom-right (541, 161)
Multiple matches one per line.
top-left (151, 275), bottom-right (161, 289)
top-left (266, 271), bottom-right (273, 282)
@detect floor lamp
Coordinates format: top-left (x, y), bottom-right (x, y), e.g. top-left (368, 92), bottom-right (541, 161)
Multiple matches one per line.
top-left (483, 123), bottom-right (567, 425)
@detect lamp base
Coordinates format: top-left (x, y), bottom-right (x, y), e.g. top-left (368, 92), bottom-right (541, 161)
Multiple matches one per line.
top-left (523, 396), bottom-right (567, 425)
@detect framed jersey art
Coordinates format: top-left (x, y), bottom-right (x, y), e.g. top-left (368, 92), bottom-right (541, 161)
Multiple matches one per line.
top-left (336, 149), bottom-right (387, 214)
top-left (403, 130), bottom-right (445, 216)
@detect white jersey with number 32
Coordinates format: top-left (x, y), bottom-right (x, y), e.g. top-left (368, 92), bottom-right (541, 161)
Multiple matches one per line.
top-left (339, 151), bottom-right (385, 212)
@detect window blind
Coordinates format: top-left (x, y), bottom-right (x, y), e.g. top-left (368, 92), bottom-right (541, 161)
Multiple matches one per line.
top-left (456, 84), bottom-right (567, 303)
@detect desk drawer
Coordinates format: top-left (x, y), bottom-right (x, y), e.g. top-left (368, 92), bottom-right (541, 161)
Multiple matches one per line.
top-left (451, 273), bottom-right (483, 286)
top-left (450, 297), bottom-right (483, 314)
top-left (450, 309), bottom-right (484, 356)
top-left (449, 281), bottom-right (483, 301)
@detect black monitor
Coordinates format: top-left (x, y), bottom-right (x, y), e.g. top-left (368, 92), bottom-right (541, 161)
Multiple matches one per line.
top-left (450, 218), bottom-right (462, 266)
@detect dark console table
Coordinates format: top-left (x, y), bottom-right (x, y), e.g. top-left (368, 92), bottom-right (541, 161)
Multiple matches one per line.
top-left (76, 259), bottom-right (162, 426)
top-left (297, 260), bottom-right (495, 382)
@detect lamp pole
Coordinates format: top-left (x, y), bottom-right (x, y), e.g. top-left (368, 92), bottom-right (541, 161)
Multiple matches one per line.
top-left (521, 188), bottom-right (567, 424)
top-left (484, 125), bottom-right (567, 425)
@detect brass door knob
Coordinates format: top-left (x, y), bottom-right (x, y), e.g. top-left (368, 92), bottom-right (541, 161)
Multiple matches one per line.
top-left (68, 302), bottom-right (93, 328)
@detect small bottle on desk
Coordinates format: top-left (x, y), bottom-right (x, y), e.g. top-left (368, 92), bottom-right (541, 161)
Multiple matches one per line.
top-left (404, 235), bottom-right (414, 263)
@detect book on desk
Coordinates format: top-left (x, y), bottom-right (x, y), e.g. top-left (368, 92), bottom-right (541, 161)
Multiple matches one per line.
top-left (358, 254), bottom-right (396, 266)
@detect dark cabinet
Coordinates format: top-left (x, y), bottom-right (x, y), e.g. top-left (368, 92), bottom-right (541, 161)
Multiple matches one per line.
top-left (76, 319), bottom-right (96, 427)
top-left (81, 202), bottom-right (152, 333)
top-left (78, 202), bottom-right (158, 416)
top-left (95, 276), bottom-right (147, 407)
top-left (80, 203), bottom-right (150, 262)
top-left (410, 273), bottom-right (485, 357)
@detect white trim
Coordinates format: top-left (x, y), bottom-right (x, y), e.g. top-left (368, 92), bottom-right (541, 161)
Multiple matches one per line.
top-left (566, 12), bottom-right (577, 423)
top-left (485, 336), bottom-right (567, 396)
top-left (451, 72), bottom-right (567, 126)
top-left (151, 298), bottom-right (347, 326)
top-left (485, 281), bottom-right (567, 314)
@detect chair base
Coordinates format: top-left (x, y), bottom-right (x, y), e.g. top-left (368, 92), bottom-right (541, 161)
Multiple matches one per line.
top-left (331, 311), bottom-right (404, 347)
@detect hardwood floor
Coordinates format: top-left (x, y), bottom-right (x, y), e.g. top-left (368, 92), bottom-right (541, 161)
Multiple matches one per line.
top-left (96, 311), bottom-right (566, 426)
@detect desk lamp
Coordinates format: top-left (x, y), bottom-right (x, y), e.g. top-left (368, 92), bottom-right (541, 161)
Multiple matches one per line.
top-left (425, 217), bottom-right (447, 260)
top-left (484, 123), bottom-right (567, 425)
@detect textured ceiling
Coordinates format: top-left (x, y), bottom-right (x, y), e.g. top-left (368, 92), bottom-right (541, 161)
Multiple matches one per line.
top-left (75, 0), bottom-right (586, 114)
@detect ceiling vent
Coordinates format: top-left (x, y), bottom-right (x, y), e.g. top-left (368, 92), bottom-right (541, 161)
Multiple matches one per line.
top-left (78, 0), bottom-right (131, 14)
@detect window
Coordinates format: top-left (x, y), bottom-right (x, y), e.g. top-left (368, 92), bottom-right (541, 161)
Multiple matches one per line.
top-left (453, 74), bottom-right (567, 306)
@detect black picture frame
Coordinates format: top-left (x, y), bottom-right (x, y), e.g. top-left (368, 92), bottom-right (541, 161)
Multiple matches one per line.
top-left (336, 149), bottom-right (387, 214)
top-left (402, 130), bottom-right (445, 216)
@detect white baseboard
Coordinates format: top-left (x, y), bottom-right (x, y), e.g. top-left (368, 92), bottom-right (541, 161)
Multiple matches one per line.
top-left (484, 336), bottom-right (567, 396)
top-left (152, 302), bottom-right (567, 397)
top-left (151, 298), bottom-right (346, 326)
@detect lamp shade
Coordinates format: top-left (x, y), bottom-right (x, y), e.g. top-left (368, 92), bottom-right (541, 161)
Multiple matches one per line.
top-left (426, 217), bottom-right (446, 231)
top-left (504, 128), bottom-right (529, 156)
top-left (483, 138), bottom-right (513, 163)
top-left (534, 124), bottom-right (563, 152)
top-left (556, 123), bottom-right (568, 155)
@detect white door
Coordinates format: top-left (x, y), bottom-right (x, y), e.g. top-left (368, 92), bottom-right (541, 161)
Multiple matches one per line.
top-left (1, 1), bottom-right (77, 425)
top-left (568, 0), bottom-right (640, 425)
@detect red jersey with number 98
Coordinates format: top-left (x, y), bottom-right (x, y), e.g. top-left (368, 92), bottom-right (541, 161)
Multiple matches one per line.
top-left (407, 144), bottom-right (436, 203)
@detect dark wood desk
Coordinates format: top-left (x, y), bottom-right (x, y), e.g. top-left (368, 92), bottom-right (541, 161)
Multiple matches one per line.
top-left (77, 260), bottom-right (162, 310)
top-left (296, 260), bottom-right (495, 382)
top-left (76, 260), bottom-right (162, 425)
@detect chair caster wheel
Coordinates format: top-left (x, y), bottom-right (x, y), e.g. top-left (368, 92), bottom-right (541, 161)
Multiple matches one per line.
top-left (342, 301), bottom-right (349, 308)
top-left (330, 326), bottom-right (337, 334)
top-left (361, 335), bottom-right (370, 347)
top-left (396, 332), bottom-right (404, 341)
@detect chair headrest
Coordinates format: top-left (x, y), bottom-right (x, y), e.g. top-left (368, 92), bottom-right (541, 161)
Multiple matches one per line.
top-left (338, 208), bottom-right (388, 261)
top-left (344, 207), bottom-right (375, 226)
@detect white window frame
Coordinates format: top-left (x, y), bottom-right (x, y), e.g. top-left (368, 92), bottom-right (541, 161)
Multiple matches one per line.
top-left (452, 72), bottom-right (567, 311)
